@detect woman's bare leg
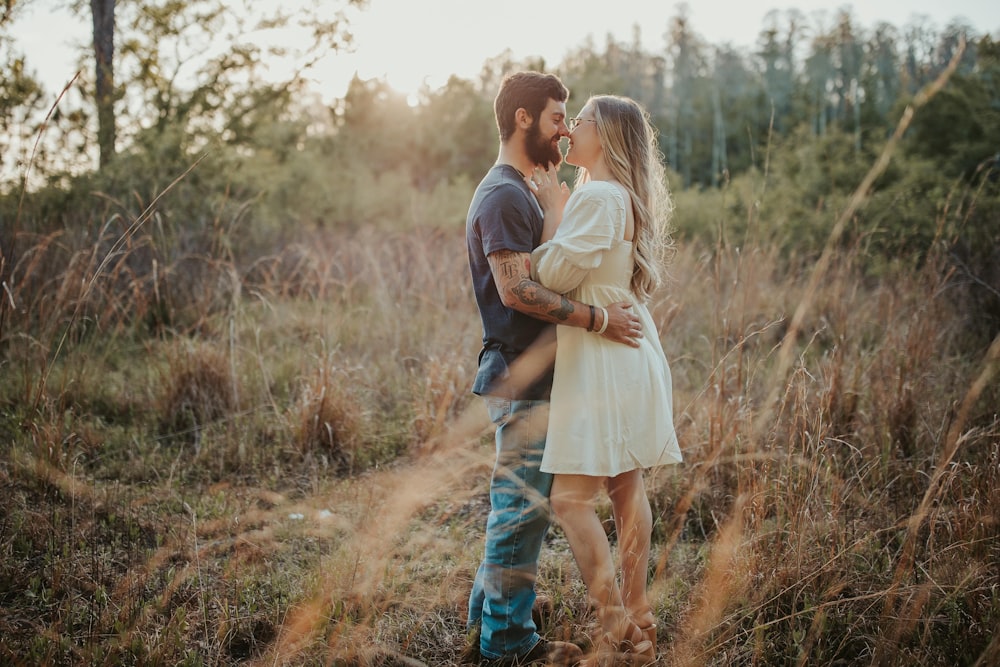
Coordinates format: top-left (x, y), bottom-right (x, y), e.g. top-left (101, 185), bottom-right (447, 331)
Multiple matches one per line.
top-left (607, 470), bottom-right (656, 629)
top-left (549, 473), bottom-right (630, 639)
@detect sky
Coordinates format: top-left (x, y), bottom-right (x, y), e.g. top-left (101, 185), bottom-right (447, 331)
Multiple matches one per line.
top-left (11, 0), bottom-right (1000, 103)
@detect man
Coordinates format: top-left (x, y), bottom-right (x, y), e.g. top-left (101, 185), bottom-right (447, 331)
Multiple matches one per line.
top-left (465, 71), bottom-right (642, 667)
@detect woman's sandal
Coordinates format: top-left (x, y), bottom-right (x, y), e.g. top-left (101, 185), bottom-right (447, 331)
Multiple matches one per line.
top-left (579, 621), bottom-right (655, 666)
top-left (633, 623), bottom-right (657, 665)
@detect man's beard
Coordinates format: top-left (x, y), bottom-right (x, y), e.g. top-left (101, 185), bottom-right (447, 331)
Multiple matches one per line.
top-left (524, 121), bottom-right (563, 167)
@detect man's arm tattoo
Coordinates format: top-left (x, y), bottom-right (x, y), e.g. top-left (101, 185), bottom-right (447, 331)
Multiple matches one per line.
top-left (491, 249), bottom-right (575, 322)
top-left (512, 281), bottom-right (573, 321)
top-left (496, 250), bottom-right (519, 282)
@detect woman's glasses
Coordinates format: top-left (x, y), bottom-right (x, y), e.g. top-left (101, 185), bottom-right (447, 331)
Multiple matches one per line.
top-left (568, 117), bottom-right (597, 131)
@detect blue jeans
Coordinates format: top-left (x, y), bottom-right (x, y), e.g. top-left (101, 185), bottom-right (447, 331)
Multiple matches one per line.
top-left (468, 398), bottom-right (553, 660)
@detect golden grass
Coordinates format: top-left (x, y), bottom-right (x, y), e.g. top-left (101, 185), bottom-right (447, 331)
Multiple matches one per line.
top-left (1, 208), bottom-right (997, 665)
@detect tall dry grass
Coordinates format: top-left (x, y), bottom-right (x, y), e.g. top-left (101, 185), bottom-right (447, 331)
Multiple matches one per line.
top-left (1, 194), bottom-right (997, 664)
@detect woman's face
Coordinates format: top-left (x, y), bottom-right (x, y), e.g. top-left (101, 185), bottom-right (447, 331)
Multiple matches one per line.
top-left (565, 102), bottom-right (601, 169)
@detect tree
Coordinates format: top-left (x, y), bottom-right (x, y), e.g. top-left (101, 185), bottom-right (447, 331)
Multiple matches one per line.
top-left (560, 35), bottom-right (634, 106)
top-left (804, 33), bottom-right (835, 136)
top-left (0, 2), bottom-right (45, 184)
top-left (665, 9), bottom-right (707, 185)
top-left (832, 11), bottom-right (864, 150)
top-left (863, 22), bottom-right (902, 122)
top-left (91, 0), bottom-right (114, 168)
top-left (26, 0), bottom-right (364, 183)
top-left (412, 76), bottom-right (494, 191)
top-left (710, 45), bottom-right (764, 181)
top-left (904, 35), bottom-right (1000, 181)
top-left (756, 9), bottom-right (803, 133)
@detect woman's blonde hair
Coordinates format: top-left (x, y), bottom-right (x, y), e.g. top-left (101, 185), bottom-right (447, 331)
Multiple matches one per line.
top-left (576, 95), bottom-right (673, 301)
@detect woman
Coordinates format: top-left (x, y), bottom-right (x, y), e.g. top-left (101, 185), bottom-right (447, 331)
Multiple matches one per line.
top-left (527, 95), bottom-right (682, 664)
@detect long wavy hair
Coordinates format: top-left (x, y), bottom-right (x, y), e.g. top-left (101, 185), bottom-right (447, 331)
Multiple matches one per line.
top-left (575, 95), bottom-right (674, 301)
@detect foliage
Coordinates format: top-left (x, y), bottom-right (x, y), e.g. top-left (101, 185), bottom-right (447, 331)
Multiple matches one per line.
top-left (0, 10), bottom-right (46, 185)
top-left (4, 3), bottom-right (998, 267)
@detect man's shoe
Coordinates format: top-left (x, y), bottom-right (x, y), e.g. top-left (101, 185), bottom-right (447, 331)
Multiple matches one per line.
top-left (532, 593), bottom-right (554, 628)
top-left (460, 624), bottom-right (482, 665)
top-left (483, 638), bottom-right (583, 666)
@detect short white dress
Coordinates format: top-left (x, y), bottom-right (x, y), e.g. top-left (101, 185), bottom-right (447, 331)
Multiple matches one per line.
top-left (531, 181), bottom-right (682, 476)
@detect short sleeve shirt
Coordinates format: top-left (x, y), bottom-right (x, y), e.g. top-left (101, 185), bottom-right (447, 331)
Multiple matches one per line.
top-left (466, 164), bottom-right (554, 399)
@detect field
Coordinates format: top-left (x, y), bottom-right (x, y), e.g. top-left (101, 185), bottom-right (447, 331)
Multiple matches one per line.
top-left (2, 4), bottom-right (999, 664)
top-left (1, 164), bottom-right (998, 666)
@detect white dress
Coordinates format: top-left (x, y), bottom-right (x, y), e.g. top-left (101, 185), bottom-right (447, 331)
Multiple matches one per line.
top-left (531, 181), bottom-right (682, 476)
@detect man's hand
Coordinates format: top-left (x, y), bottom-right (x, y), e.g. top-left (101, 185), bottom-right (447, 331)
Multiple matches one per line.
top-left (601, 301), bottom-right (642, 348)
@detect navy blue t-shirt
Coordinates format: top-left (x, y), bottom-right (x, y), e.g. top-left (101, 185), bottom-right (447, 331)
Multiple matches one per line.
top-left (466, 164), bottom-right (554, 400)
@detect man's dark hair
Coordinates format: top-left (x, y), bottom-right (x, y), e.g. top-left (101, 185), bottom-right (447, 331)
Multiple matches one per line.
top-left (494, 71), bottom-right (569, 142)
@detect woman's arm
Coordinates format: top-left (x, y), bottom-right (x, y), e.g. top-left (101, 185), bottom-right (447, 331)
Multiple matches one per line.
top-left (488, 249), bottom-right (641, 347)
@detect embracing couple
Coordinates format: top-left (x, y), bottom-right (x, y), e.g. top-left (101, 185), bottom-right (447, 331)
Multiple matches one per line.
top-left (465, 71), bottom-right (683, 666)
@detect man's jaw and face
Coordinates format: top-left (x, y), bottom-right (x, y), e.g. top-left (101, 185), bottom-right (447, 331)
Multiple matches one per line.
top-left (524, 98), bottom-right (569, 168)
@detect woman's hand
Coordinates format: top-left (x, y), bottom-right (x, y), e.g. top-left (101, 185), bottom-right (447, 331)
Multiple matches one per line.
top-left (527, 163), bottom-right (570, 215)
top-left (528, 163), bottom-right (570, 243)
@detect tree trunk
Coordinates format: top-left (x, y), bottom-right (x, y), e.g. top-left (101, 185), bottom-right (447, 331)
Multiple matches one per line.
top-left (91, 0), bottom-right (115, 168)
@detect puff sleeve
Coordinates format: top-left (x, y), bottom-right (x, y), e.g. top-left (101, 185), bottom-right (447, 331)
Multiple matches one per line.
top-left (530, 187), bottom-right (620, 294)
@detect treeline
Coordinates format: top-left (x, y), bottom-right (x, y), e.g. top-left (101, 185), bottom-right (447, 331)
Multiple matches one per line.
top-left (0, 4), bottom-right (998, 307)
top-left (612, 10), bottom-right (994, 188)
